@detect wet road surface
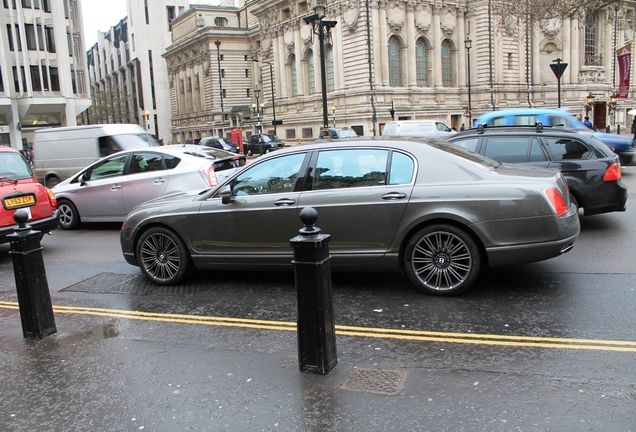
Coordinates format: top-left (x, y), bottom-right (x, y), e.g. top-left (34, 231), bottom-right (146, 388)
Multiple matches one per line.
top-left (0, 169), bottom-right (635, 431)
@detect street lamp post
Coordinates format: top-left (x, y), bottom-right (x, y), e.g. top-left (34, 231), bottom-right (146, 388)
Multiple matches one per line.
top-left (252, 86), bottom-right (266, 155)
top-left (144, 110), bottom-right (150, 130)
top-left (464, 35), bottom-right (472, 127)
top-left (214, 40), bottom-right (224, 116)
top-left (331, 106), bottom-right (336, 127)
top-left (253, 58), bottom-right (278, 136)
top-left (303, 4), bottom-right (338, 129)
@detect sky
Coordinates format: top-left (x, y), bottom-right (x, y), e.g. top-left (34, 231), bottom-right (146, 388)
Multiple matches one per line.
top-left (81, 1), bottom-right (223, 48)
top-left (82, 0), bottom-right (128, 47)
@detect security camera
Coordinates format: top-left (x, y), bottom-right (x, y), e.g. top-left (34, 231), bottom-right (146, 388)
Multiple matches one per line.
top-left (303, 13), bottom-right (319, 24)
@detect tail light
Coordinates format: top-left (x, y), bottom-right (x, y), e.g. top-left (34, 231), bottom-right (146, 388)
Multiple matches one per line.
top-left (200, 164), bottom-right (217, 187)
top-left (544, 187), bottom-right (569, 216)
top-left (603, 162), bottom-right (621, 181)
top-left (46, 188), bottom-right (57, 208)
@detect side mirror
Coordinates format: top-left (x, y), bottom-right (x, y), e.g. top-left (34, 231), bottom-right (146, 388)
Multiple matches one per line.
top-left (79, 174), bottom-right (86, 186)
top-left (219, 185), bottom-right (234, 205)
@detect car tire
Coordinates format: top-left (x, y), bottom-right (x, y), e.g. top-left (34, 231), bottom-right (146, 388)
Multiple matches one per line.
top-left (45, 175), bottom-right (60, 188)
top-left (137, 227), bottom-right (190, 285)
top-left (247, 149), bottom-right (253, 157)
top-left (403, 224), bottom-right (481, 296)
top-left (57, 199), bottom-right (81, 230)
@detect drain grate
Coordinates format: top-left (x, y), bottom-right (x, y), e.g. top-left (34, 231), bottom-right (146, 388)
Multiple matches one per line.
top-left (341, 367), bottom-right (406, 395)
top-left (60, 273), bottom-right (206, 297)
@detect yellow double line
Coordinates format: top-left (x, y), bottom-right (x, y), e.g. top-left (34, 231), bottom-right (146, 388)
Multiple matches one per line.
top-left (1, 301), bottom-right (635, 352)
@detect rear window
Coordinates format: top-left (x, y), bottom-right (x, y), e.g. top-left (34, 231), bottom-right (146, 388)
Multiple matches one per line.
top-left (0, 152), bottom-right (34, 180)
top-left (213, 158), bottom-right (246, 171)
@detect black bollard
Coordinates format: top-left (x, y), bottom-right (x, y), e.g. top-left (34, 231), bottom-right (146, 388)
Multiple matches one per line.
top-left (7, 210), bottom-right (56, 339)
top-left (290, 207), bottom-right (337, 375)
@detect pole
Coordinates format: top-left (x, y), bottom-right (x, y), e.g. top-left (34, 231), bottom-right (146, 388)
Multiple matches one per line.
top-left (268, 62), bottom-right (277, 136)
top-left (214, 40), bottom-right (224, 114)
top-left (8, 211), bottom-right (56, 339)
top-left (290, 207), bottom-right (337, 375)
top-left (467, 46), bottom-right (472, 125)
top-left (319, 21), bottom-right (329, 129)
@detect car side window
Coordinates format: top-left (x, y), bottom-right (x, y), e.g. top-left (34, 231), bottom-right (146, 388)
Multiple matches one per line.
top-left (98, 136), bottom-right (123, 157)
top-left (85, 155), bottom-right (128, 181)
top-left (543, 138), bottom-right (591, 161)
top-left (483, 137), bottom-right (532, 163)
top-left (451, 138), bottom-right (479, 152)
top-left (163, 154), bottom-right (181, 169)
top-left (388, 151), bottom-right (415, 185)
top-left (233, 153), bottom-right (305, 195)
top-left (513, 115), bottom-right (537, 126)
top-left (436, 122), bottom-right (451, 132)
top-left (313, 149), bottom-right (388, 190)
top-left (129, 152), bottom-right (166, 174)
top-left (528, 138), bottom-right (548, 162)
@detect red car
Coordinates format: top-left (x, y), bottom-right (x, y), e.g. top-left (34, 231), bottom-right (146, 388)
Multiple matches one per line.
top-left (0, 146), bottom-right (59, 243)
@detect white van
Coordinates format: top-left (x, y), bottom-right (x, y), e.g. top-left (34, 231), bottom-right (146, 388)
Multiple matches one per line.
top-left (382, 120), bottom-right (457, 139)
top-left (33, 124), bottom-right (158, 187)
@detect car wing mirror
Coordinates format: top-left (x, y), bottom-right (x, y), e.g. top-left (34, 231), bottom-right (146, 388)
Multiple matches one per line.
top-left (79, 174), bottom-right (87, 186)
top-left (219, 185), bottom-right (234, 204)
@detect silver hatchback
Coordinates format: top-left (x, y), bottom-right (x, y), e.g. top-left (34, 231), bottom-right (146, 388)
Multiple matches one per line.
top-left (53, 147), bottom-right (230, 230)
top-left (121, 137), bottom-right (580, 296)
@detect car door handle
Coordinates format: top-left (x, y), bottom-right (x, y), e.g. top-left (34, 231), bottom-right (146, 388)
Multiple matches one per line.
top-left (153, 178), bottom-right (166, 185)
top-left (274, 198), bottom-right (296, 206)
top-left (110, 184), bottom-right (122, 191)
top-left (381, 192), bottom-right (407, 200)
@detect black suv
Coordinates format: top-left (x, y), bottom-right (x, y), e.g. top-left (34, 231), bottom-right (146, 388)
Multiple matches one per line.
top-left (245, 133), bottom-right (284, 156)
top-left (446, 124), bottom-right (628, 216)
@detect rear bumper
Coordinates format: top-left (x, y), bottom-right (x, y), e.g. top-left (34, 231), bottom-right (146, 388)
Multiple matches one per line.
top-left (617, 149), bottom-right (634, 166)
top-left (576, 180), bottom-right (628, 216)
top-left (0, 209), bottom-right (60, 244)
top-left (483, 203), bottom-right (580, 268)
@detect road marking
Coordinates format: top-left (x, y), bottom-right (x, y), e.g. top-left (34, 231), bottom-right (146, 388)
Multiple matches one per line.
top-left (1, 301), bottom-right (635, 352)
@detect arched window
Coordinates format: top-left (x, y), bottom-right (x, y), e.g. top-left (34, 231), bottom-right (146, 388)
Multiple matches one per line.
top-left (415, 40), bottom-right (429, 86)
top-left (326, 45), bottom-right (334, 92)
top-left (307, 49), bottom-right (315, 94)
top-left (290, 54), bottom-right (298, 96)
top-left (441, 40), bottom-right (453, 87)
top-left (388, 38), bottom-right (403, 86)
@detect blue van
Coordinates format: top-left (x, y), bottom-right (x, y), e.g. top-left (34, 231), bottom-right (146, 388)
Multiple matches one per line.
top-left (474, 108), bottom-right (634, 166)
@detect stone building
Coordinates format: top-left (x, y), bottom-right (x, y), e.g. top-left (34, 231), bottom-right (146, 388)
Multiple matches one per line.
top-left (85, 0), bottom-right (190, 144)
top-left (92, 1), bottom-right (636, 145)
top-left (0, 0), bottom-right (90, 149)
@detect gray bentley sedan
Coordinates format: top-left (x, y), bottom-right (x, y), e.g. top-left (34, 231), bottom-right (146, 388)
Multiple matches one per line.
top-left (121, 137), bottom-right (580, 296)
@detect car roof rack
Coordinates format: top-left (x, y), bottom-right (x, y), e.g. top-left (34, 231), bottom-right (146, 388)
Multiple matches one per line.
top-left (470, 122), bottom-right (579, 135)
